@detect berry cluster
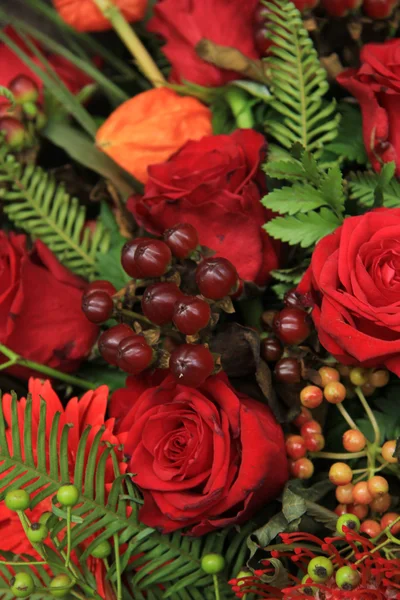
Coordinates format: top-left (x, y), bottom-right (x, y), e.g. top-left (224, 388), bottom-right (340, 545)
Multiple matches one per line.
top-left (0, 75), bottom-right (46, 150)
top-left (82, 224), bottom-right (240, 387)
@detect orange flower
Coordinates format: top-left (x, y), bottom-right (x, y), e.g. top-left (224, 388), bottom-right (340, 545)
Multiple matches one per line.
top-left (52, 0), bottom-right (147, 32)
top-left (96, 87), bottom-right (213, 183)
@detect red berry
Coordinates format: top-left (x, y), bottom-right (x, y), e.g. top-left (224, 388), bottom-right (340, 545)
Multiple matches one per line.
top-left (117, 335), bottom-right (154, 375)
top-left (254, 5), bottom-right (270, 25)
top-left (126, 239), bottom-right (172, 278)
top-left (82, 290), bottom-right (113, 324)
top-left (261, 338), bottom-right (283, 363)
top-left (86, 280), bottom-right (117, 297)
top-left (360, 519), bottom-right (381, 538)
top-left (284, 289), bottom-right (305, 310)
top-left (293, 406), bottom-right (312, 428)
top-left (98, 324), bottom-right (133, 365)
top-left (196, 257), bottom-right (239, 300)
top-left (163, 223), bottom-right (199, 258)
top-left (304, 433), bottom-right (325, 452)
top-left (292, 0), bottom-right (319, 11)
top-left (335, 504), bottom-right (349, 517)
top-left (0, 101), bottom-right (22, 119)
top-left (324, 381), bottom-right (347, 404)
top-left (370, 493), bottom-right (391, 513)
top-left (173, 296), bottom-right (211, 335)
top-left (285, 435), bottom-right (307, 460)
top-left (329, 462), bottom-right (353, 486)
top-left (300, 385), bottom-right (323, 409)
top-left (274, 358), bottom-right (301, 383)
top-left (322, 0), bottom-right (362, 16)
top-left (170, 344), bottom-right (214, 387)
top-left (273, 307), bottom-right (311, 346)
top-left (254, 28), bottom-right (272, 55)
top-left (348, 503), bottom-right (369, 520)
top-left (291, 457), bottom-right (314, 479)
top-left (380, 512), bottom-right (400, 535)
top-left (342, 430), bottom-right (366, 452)
top-left (352, 482), bottom-right (373, 505)
top-left (141, 282), bottom-right (183, 325)
top-left (336, 484), bottom-right (354, 504)
top-left (9, 75), bottom-right (40, 104)
top-left (300, 420), bottom-right (322, 437)
top-left (363, 0), bottom-right (397, 18)
top-left (121, 237), bottom-right (148, 277)
top-left (0, 117), bottom-right (25, 148)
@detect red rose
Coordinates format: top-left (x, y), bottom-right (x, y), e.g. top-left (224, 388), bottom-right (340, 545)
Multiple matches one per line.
top-left (111, 372), bottom-right (288, 535)
top-left (0, 27), bottom-right (93, 95)
top-left (147, 0), bottom-right (260, 87)
top-left (337, 40), bottom-right (400, 175)
top-left (128, 129), bottom-right (279, 285)
top-left (297, 208), bottom-right (400, 375)
top-left (0, 233), bottom-right (98, 376)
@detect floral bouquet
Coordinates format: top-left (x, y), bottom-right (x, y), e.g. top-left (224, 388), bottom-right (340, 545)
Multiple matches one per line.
top-left (1, 0), bottom-right (400, 598)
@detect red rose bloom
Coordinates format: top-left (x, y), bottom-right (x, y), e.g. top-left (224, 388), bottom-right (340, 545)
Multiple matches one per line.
top-left (298, 209), bottom-right (400, 376)
top-left (0, 27), bottom-right (93, 95)
top-left (0, 233), bottom-right (98, 376)
top-left (111, 372), bottom-right (288, 536)
top-left (337, 40), bottom-right (400, 175)
top-left (147, 0), bottom-right (260, 86)
top-left (128, 129), bottom-right (279, 285)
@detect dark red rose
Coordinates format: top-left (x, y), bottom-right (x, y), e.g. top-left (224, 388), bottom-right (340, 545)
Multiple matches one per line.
top-left (111, 372), bottom-right (288, 535)
top-left (147, 0), bottom-right (260, 87)
top-left (0, 232), bottom-right (98, 376)
top-left (297, 209), bottom-right (400, 375)
top-left (0, 27), bottom-right (93, 95)
top-left (337, 40), bottom-right (400, 175)
top-left (128, 129), bottom-right (279, 285)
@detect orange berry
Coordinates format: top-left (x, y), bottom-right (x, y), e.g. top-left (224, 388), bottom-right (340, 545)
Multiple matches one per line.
top-left (352, 482), bottom-right (374, 505)
top-left (300, 420), bottom-right (322, 437)
top-left (319, 366), bottom-right (340, 387)
top-left (370, 493), bottom-right (391, 514)
top-left (348, 504), bottom-right (369, 520)
top-left (291, 457), bottom-right (314, 480)
top-left (361, 382), bottom-right (376, 397)
top-left (334, 504), bottom-right (349, 517)
top-left (300, 385), bottom-right (323, 409)
top-left (367, 476), bottom-right (389, 498)
top-left (342, 430), bottom-right (366, 452)
top-left (304, 433), bottom-right (325, 452)
top-left (329, 462), bottom-right (353, 486)
top-left (369, 369), bottom-right (390, 388)
top-left (380, 512), bottom-right (400, 535)
top-left (293, 406), bottom-right (313, 428)
top-left (336, 484), bottom-right (354, 504)
top-left (360, 520), bottom-right (381, 538)
top-left (382, 440), bottom-right (398, 464)
top-left (285, 435), bottom-right (307, 460)
top-left (324, 381), bottom-right (347, 404)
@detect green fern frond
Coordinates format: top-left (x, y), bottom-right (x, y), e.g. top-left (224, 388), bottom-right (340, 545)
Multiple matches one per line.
top-left (0, 392), bottom-right (247, 599)
top-left (0, 147), bottom-right (110, 279)
top-left (262, 0), bottom-right (339, 157)
top-left (349, 169), bottom-right (400, 208)
top-left (0, 88), bottom-right (16, 109)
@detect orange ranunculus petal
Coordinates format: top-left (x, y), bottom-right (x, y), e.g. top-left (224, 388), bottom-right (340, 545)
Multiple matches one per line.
top-left (95, 87), bottom-right (213, 183)
top-left (53, 0), bottom-right (147, 32)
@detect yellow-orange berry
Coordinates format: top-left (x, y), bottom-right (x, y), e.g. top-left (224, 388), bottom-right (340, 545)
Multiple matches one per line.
top-left (336, 484), bottom-right (354, 505)
top-left (319, 366), bottom-right (340, 387)
top-left (324, 381), bottom-right (347, 404)
top-left (370, 493), bottom-right (391, 514)
top-left (349, 367), bottom-right (368, 386)
top-left (291, 457), bottom-right (314, 480)
top-left (382, 440), bottom-right (398, 464)
top-left (329, 462), bottom-right (353, 486)
top-left (300, 385), bottom-right (323, 409)
top-left (367, 476), bottom-right (389, 498)
top-left (348, 503), bottom-right (369, 520)
top-left (360, 520), bottom-right (381, 538)
top-left (342, 430), bottom-right (366, 452)
top-left (380, 512), bottom-right (400, 535)
top-left (352, 482), bottom-right (373, 505)
top-left (369, 369), bottom-right (390, 388)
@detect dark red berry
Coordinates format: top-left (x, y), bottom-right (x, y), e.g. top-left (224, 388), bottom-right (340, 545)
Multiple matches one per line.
top-left (254, 28), bottom-right (272, 55)
top-left (117, 335), bottom-right (154, 375)
top-left (141, 282), bottom-right (183, 325)
top-left (274, 358), bottom-right (301, 383)
top-left (9, 75), bottom-right (40, 104)
top-left (292, 0), bottom-right (319, 11)
top-left (363, 0), bottom-right (396, 18)
top-left (86, 279), bottom-right (117, 297)
top-left (98, 324), bottom-right (133, 365)
top-left (273, 307), bottom-right (311, 346)
top-left (0, 117), bottom-right (25, 148)
top-left (173, 296), bottom-right (211, 335)
top-left (196, 258), bottom-right (239, 300)
top-left (163, 223), bottom-right (199, 258)
top-left (0, 101), bottom-right (22, 119)
top-left (260, 338), bottom-right (283, 363)
top-left (254, 5), bottom-right (270, 25)
top-left (82, 290), bottom-right (113, 324)
top-left (123, 239), bottom-right (172, 278)
top-left (170, 344), bottom-right (214, 387)
top-left (284, 289), bottom-right (304, 310)
top-left (121, 237), bottom-right (149, 277)
top-left (322, 0), bottom-right (361, 16)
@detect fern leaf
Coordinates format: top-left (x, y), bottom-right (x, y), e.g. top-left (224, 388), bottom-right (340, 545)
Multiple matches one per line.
top-left (265, 208), bottom-right (341, 248)
top-left (349, 170), bottom-right (400, 208)
top-left (262, 0), bottom-right (339, 157)
top-left (0, 148), bottom-right (110, 279)
top-left (324, 103), bottom-right (368, 164)
top-left (262, 183), bottom-right (328, 215)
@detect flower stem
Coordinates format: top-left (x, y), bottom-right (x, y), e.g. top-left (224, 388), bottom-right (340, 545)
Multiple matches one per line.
top-left (225, 87), bottom-right (254, 129)
top-left (65, 507), bottom-right (72, 568)
top-left (90, 0), bottom-right (166, 87)
top-left (0, 343), bottom-right (96, 390)
top-left (0, 560), bottom-right (47, 565)
top-left (113, 534), bottom-right (122, 600)
top-left (336, 402), bottom-right (360, 431)
top-left (213, 575), bottom-right (221, 600)
top-left (355, 386), bottom-right (380, 446)
top-left (309, 451), bottom-right (367, 460)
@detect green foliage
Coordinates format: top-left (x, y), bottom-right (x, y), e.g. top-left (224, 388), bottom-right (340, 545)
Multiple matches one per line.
top-left (0, 148), bottom-right (110, 279)
top-left (262, 0), bottom-right (339, 157)
top-left (0, 87), bottom-right (16, 110)
top-left (96, 203), bottom-right (131, 289)
top-left (0, 552), bottom-right (63, 600)
top-left (324, 103), bottom-right (368, 165)
top-left (263, 146), bottom-right (344, 248)
top-left (0, 392), bottom-right (248, 599)
top-left (349, 162), bottom-right (400, 208)
top-left (270, 262), bottom-right (310, 299)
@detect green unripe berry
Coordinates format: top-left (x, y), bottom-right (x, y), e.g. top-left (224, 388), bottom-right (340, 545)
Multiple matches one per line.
top-left (301, 574), bottom-right (318, 595)
top-left (336, 513), bottom-right (361, 536)
top-left (10, 572), bottom-right (35, 598)
top-left (5, 489), bottom-right (30, 512)
top-left (335, 566), bottom-right (361, 590)
top-left (307, 556), bottom-right (334, 583)
top-left (49, 574), bottom-right (73, 598)
top-left (27, 522), bottom-right (48, 543)
top-left (56, 484), bottom-right (79, 507)
top-left (349, 367), bottom-right (368, 387)
top-left (201, 553), bottom-right (226, 574)
top-left (90, 539), bottom-right (112, 559)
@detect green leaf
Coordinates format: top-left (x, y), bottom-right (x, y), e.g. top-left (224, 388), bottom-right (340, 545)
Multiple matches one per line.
top-left (349, 169), bottom-right (400, 208)
top-left (324, 103), bottom-right (368, 164)
top-left (265, 158), bottom-right (305, 181)
top-left (265, 208), bottom-right (341, 248)
top-left (319, 163), bottom-right (345, 215)
top-left (97, 203), bottom-right (131, 289)
top-left (282, 486), bottom-right (306, 522)
top-left (379, 161), bottom-right (396, 186)
top-left (263, 183), bottom-right (327, 215)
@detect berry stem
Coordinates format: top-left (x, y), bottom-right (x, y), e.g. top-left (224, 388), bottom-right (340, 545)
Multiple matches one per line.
top-left (336, 402), bottom-right (360, 431)
top-left (118, 308), bottom-right (154, 327)
top-left (213, 574), bottom-right (221, 600)
top-left (90, 0), bottom-right (166, 87)
top-left (355, 386), bottom-right (380, 446)
top-left (0, 344), bottom-right (96, 390)
top-left (65, 507), bottom-right (72, 568)
top-left (0, 560), bottom-right (47, 565)
top-left (225, 87), bottom-right (255, 128)
top-left (113, 534), bottom-right (122, 600)
top-left (372, 515), bottom-right (400, 544)
top-left (309, 450), bottom-right (367, 460)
